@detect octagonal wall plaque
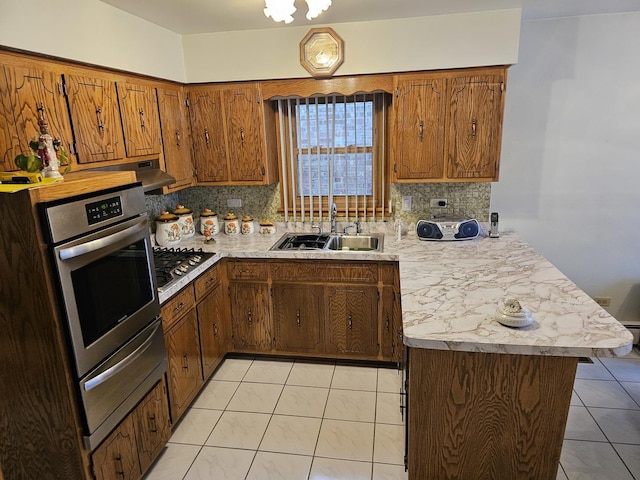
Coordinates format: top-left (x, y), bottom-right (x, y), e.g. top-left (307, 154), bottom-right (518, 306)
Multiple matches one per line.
top-left (299, 27), bottom-right (344, 78)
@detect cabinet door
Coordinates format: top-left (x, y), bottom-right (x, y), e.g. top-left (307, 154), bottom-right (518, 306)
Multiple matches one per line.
top-left (117, 81), bottom-right (161, 157)
top-left (392, 76), bottom-right (446, 180)
top-left (197, 283), bottom-right (228, 380)
top-left (134, 380), bottom-right (171, 475)
top-left (272, 283), bottom-right (323, 353)
top-left (92, 415), bottom-right (140, 480)
top-left (229, 282), bottom-right (271, 351)
top-left (222, 84), bottom-right (265, 182)
top-left (0, 63), bottom-right (75, 171)
top-left (157, 85), bottom-right (194, 191)
top-left (64, 73), bottom-right (125, 164)
top-left (165, 309), bottom-right (202, 422)
top-left (187, 88), bottom-right (228, 182)
top-left (326, 285), bottom-right (378, 357)
top-left (446, 73), bottom-right (505, 180)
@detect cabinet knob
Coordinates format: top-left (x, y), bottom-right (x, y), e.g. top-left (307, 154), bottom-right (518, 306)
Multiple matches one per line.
top-left (204, 128), bottom-right (210, 146)
top-left (418, 120), bottom-right (424, 141)
top-left (248, 308), bottom-right (253, 325)
top-left (139, 108), bottom-right (146, 132)
top-left (96, 106), bottom-right (104, 131)
top-left (296, 310), bottom-right (301, 327)
top-left (348, 314), bottom-right (353, 329)
top-left (175, 130), bottom-right (181, 147)
top-left (471, 118), bottom-right (477, 137)
top-left (240, 127), bottom-right (245, 145)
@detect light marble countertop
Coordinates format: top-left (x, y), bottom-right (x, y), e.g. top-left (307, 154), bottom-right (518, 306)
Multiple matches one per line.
top-left (156, 223), bottom-right (633, 358)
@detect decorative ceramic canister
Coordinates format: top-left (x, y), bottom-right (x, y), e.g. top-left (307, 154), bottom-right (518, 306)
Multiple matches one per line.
top-left (223, 212), bottom-right (240, 235)
top-left (259, 220), bottom-right (277, 235)
top-left (241, 215), bottom-right (255, 235)
top-left (199, 208), bottom-right (219, 236)
top-left (155, 210), bottom-right (181, 247)
top-left (173, 204), bottom-right (195, 239)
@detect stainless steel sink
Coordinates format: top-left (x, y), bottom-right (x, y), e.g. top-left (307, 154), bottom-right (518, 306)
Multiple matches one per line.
top-left (270, 232), bottom-right (384, 252)
top-left (327, 234), bottom-right (383, 252)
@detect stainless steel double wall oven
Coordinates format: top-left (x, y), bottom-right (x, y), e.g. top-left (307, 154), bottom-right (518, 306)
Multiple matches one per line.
top-left (39, 183), bottom-right (166, 450)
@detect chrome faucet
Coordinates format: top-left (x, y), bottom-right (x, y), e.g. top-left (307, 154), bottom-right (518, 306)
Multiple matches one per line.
top-left (343, 221), bottom-right (361, 235)
top-left (330, 203), bottom-right (338, 233)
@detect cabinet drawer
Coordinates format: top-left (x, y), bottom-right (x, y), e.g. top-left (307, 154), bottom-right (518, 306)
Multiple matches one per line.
top-left (227, 261), bottom-right (268, 281)
top-left (271, 261), bottom-right (378, 284)
top-left (161, 286), bottom-right (195, 331)
top-left (194, 264), bottom-right (221, 302)
top-left (379, 263), bottom-right (399, 285)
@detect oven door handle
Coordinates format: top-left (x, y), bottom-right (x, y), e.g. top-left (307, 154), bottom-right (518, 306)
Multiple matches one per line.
top-left (84, 322), bottom-right (160, 392)
top-left (59, 221), bottom-right (147, 260)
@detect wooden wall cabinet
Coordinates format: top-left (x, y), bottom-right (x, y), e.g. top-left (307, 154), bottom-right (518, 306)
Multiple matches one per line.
top-left (392, 66), bottom-right (506, 183)
top-left (116, 81), bottom-right (162, 158)
top-left (186, 83), bottom-right (278, 185)
top-left (157, 85), bottom-right (194, 191)
top-left (0, 61), bottom-right (76, 171)
top-left (92, 379), bottom-right (170, 480)
top-left (161, 287), bottom-right (202, 423)
top-left (64, 72), bottom-right (126, 165)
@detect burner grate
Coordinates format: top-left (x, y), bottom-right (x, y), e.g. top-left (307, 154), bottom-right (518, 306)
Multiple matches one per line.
top-left (152, 247), bottom-right (213, 289)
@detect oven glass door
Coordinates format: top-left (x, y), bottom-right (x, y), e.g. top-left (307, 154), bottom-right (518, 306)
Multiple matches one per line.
top-left (53, 214), bottom-right (159, 377)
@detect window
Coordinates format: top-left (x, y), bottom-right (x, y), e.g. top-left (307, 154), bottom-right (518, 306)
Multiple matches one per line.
top-left (276, 94), bottom-right (390, 222)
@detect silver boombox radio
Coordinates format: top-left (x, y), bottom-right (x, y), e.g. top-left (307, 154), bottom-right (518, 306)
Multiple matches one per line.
top-left (416, 218), bottom-right (480, 241)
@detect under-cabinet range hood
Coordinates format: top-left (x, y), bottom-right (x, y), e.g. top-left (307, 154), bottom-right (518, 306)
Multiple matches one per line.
top-left (91, 159), bottom-right (176, 193)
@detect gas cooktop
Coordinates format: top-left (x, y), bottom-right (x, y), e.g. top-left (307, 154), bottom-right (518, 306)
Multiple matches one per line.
top-left (152, 247), bottom-right (214, 290)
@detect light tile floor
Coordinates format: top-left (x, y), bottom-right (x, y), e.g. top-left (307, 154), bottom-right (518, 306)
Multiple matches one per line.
top-left (145, 347), bottom-right (640, 480)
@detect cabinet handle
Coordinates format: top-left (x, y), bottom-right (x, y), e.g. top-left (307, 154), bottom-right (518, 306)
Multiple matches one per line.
top-left (96, 106), bottom-right (104, 131)
top-left (248, 308), bottom-right (252, 325)
top-left (149, 414), bottom-right (157, 433)
top-left (385, 316), bottom-right (390, 332)
top-left (240, 127), bottom-right (245, 145)
top-left (182, 354), bottom-right (189, 370)
top-left (175, 130), bottom-right (181, 147)
top-left (213, 323), bottom-right (219, 337)
top-left (348, 314), bottom-right (353, 330)
top-left (173, 302), bottom-right (185, 314)
top-left (205, 276), bottom-right (216, 286)
top-left (471, 118), bottom-right (477, 137)
top-left (204, 128), bottom-right (210, 146)
top-left (418, 120), bottom-right (424, 141)
top-left (115, 455), bottom-right (125, 478)
top-left (139, 108), bottom-right (146, 132)
top-left (296, 310), bottom-right (301, 327)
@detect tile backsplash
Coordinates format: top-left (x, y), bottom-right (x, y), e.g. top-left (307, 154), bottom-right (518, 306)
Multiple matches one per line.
top-left (144, 182), bottom-right (491, 229)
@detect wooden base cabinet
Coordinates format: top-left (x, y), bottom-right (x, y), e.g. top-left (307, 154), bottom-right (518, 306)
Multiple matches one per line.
top-left (272, 283), bottom-right (324, 353)
top-left (407, 348), bottom-right (577, 480)
top-left (229, 282), bottom-right (271, 351)
top-left (92, 379), bottom-right (170, 480)
top-left (326, 285), bottom-right (379, 357)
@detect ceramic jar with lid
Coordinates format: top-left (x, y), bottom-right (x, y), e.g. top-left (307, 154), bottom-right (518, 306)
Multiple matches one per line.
top-left (155, 210), bottom-right (181, 247)
top-left (173, 204), bottom-right (195, 239)
top-left (200, 208), bottom-right (219, 236)
top-left (241, 215), bottom-right (255, 235)
top-left (259, 220), bottom-right (277, 235)
top-left (223, 212), bottom-right (240, 235)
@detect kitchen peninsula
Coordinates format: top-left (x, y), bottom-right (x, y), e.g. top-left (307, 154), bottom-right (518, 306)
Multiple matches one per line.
top-left (169, 226), bottom-right (632, 480)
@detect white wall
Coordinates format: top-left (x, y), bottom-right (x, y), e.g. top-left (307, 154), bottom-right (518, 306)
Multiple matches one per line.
top-left (183, 9), bottom-right (521, 82)
top-left (0, 0), bottom-right (185, 82)
top-left (492, 12), bottom-right (640, 324)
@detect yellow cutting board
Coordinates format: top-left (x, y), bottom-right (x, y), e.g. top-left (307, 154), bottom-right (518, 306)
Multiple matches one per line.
top-left (0, 177), bottom-right (62, 193)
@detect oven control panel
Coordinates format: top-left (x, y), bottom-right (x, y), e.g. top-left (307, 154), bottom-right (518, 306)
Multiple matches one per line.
top-left (86, 196), bottom-right (123, 225)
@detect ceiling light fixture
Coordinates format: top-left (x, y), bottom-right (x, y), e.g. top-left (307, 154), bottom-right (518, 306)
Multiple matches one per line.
top-left (264, 0), bottom-right (332, 24)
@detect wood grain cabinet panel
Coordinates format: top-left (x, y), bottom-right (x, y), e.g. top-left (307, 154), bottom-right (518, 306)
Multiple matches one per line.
top-left (392, 75), bottom-right (446, 181)
top-left (164, 309), bottom-right (202, 423)
top-left (63, 73), bottom-right (125, 164)
top-left (133, 380), bottom-right (171, 475)
top-left (187, 87), bottom-right (228, 182)
top-left (229, 282), bottom-right (271, 351)
top-left (157, 85), bottom-right (194, 191)
top-left (326, 285), bottom-right (378, 357)
top-left (0, 63), bottom-right (76, 171)
top-left (272, 283), bottom-right (324, 353)
top-left (447, 73), bottom-right (505, 180)
top-left (91, 416), bottom-right (139, 480)
top-left (197, 282), bottom-right (228, 380)
top-left (116, 81), bottom-right (161, 158)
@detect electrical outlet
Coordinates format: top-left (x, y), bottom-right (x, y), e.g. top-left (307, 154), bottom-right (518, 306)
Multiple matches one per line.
top-left (227, 198), bottom-right (242, 208)
top-left (593, 296), bottom-right (611, 307)
top-left (401, 196), bottom-right (412, 211)
top-left (430, 198), bottom-right (448, 208)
